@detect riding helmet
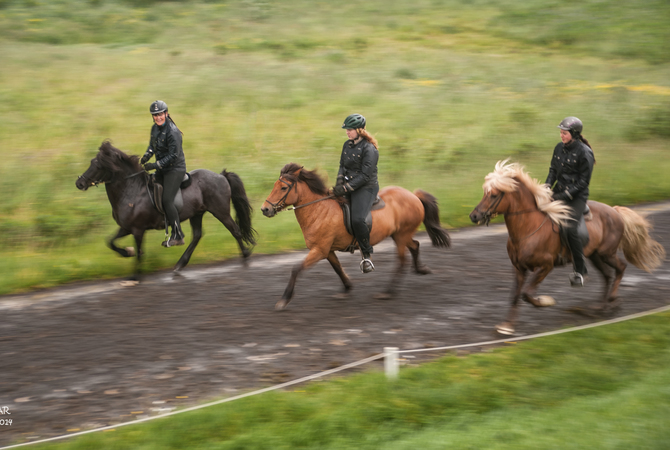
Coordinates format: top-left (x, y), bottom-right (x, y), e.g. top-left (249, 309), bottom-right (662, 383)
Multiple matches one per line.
top-left (557, 116), bottom-right (583, 136)
top-left (150, 100), bottom-right (168, 115)
top-left (342, 113), bottom-right (366, 130)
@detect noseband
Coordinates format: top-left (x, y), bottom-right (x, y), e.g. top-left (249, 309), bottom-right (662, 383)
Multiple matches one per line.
top-left (475, 191), bottom-right (505, 226)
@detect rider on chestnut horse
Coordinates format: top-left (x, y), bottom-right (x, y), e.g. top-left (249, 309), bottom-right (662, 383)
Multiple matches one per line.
top-left (545, 116), bottom-right (595, 287)
top-left (331, 114), bottom-right (379, 274)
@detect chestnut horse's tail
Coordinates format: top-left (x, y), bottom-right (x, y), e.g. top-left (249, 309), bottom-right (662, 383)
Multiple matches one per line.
top-left (414, 189), bottom-right (451, 248)
top-left (614, 206), bottom-right (665, 272)
top-left (222, 169), bottom-right (257, 246)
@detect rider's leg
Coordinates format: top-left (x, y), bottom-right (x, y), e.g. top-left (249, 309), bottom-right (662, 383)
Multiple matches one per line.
top-left (350, 185), bottom-right (378, 273)
top-left (161, 169), bottom-right (186, 247)
top-left (565, 198), bottom-right (587, 286)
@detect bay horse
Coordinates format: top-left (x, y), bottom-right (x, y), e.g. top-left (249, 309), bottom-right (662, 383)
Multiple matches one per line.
top-left (261, 163), bottom-right (451, 310)
top-left (76, 141), bottom-right (256, 281)
top-left (469, 160), bottom-right (665, 334)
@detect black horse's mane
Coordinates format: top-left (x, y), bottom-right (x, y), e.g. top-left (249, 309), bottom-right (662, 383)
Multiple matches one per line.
top-left (97, 140), bottom-right (143, 173)
top-left (280, 163), bottom-right (329, 196)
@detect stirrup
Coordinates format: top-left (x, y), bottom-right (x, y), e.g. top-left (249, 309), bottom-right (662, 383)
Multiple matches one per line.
top-left (360, 258), bottom-right (375, 274)
top-left (162, 238), bottom-right (185, 248)
top-left (569, 272), bottom-right (584, 287)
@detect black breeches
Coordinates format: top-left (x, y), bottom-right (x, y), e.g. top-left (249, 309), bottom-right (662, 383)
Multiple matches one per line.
top-left (350, 185), bottom-right (379, 256)
top-left (565, 198), bottom-right (587, 275)
top-left (159, 169), bottom-right (185, 227)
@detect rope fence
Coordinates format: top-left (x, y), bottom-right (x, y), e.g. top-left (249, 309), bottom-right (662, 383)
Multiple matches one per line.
top-left (3, 303), bottom-right (670, 449)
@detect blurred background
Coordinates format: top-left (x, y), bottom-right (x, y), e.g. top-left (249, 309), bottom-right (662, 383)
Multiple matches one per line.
top-left (1, 0), bottom-right (669, 294)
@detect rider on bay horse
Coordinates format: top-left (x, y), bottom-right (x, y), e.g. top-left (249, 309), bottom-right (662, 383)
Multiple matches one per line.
top-left (141, 100), bottom-right (187, 248)
top-left (331, 114), bottom-right (380, 273)
top-left (545, 116), bottom-right (595, 287)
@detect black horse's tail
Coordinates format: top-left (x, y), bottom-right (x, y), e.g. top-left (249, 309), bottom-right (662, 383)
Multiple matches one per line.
top-left (414, 189), bottom-right (451, 248)
top-left (222, 169), bottom-right (257, 246)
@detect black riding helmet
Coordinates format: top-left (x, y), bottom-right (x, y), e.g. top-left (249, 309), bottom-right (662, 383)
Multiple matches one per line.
top-left (150, 100), bottom-right (168, 115)
top-left (342, 113), bottom-right (366, 130)
top-left (557, 116), bottom-right (583, 138)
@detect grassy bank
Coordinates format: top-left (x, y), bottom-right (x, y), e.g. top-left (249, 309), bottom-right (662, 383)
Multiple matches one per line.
top-left (25, 311), bottom-right (670, 449)
top-left (1, 0), bottom-right (669, 294)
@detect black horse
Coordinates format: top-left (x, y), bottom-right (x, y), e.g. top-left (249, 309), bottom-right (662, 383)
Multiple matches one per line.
top-left (76, 141), bottom-right (256, 281)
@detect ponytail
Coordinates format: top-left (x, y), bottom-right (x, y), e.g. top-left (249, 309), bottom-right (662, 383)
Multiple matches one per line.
top-left (357, 128), bottom-right (378, 149)
top-left (578, 134), bottom-right (595, 164)
top-left (168, 114), bottom-right (183, 135)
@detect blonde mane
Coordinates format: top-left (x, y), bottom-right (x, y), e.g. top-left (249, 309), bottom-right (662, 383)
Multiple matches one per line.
top-left (483, 160), bottom-right (573, 226)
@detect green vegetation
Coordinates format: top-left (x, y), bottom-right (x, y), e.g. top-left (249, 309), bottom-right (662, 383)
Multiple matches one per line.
top-left (1, 0), bottom-right (669, 294)
top-left (27, 311), bottom-right (670, 449)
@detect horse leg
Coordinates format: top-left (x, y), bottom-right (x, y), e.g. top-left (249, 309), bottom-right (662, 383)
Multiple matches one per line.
top-left (521, 265), bottom-right (555, 308)
top-left (598, 253), bottom-right (627, 307)
top-left (497, 268), bottom-right (527, 335)
top-left (276, 248), bottom-right (328, 311)
top-left (210, 209), bottom-right (252, 263)
top-left (127, 230), bottom-right (144, 282)
top-left (586, 252), bottom-right (613, 309)
top-left (108, 228), bottom-right (135, 257)
top-left (408, 239), bottom-right (432, 274)
top-left (326, 251), bottom-right (352, 293)
top-left (174, 214), bottom-right (203, 272)
top-left (375, 234), bottom-right (410, 299)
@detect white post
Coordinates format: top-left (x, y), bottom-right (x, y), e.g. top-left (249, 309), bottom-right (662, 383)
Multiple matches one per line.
top-left (384, 347), bottom-right (399, 380)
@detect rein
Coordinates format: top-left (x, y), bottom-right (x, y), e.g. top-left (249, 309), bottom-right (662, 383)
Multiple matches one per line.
top-left (287, 195), bottom-right (335, 211)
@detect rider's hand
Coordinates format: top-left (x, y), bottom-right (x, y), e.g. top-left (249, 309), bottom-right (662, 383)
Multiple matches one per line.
top-left (140, 152), bottom-right (152, 165)
top-left (552, 191), bottom-right (567, 201)
top-left (332, 185), bottom-right (347, 197)
top-left (143, 162), bottom-right (159, 171)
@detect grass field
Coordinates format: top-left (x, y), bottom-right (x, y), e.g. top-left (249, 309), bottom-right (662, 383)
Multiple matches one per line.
top-left (0, 0), bottom-right (669, 295)
top-left (25, 311), bottom-right (670, 449)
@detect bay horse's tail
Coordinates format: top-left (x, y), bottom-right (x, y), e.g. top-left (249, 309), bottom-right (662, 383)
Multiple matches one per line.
top-left (614, 206), bottom-right (665, 272)
top-left (222, 169), bottom-right (257, 246)
top-left (414, 189), bottom-right (451, 248)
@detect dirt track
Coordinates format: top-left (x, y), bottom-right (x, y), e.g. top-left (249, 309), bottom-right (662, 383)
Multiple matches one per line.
top-left (1, 203), bottom-right (669, 446)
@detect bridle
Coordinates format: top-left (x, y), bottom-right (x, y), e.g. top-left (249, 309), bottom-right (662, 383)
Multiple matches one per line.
top-left (265, 177), bottom-right (295, 213)
top-left (265, 176), bottom-right (335, 214)
top-left (475, 191), bottom-right (506, 226)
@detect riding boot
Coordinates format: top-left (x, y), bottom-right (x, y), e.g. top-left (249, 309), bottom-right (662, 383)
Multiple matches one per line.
top-left (162, 220), bottom-right (185, 247)
top-left (360, 252), bottom-right (375, 274)
top-left (566, 227), bottom-right (587, 287)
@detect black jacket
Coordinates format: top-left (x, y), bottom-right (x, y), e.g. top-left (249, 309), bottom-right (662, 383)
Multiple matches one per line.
top-left (337, 139), bottom-right (379, 191)
top-left (146, 120), bottom-right (186, 171)
top-left (545, 139), bottom-right (594, 201)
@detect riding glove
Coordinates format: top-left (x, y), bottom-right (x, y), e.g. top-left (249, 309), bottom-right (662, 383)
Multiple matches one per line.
top-left (552, 191), bottom-right (568, 201)
top-left (140, 151), bottom-right (153, 165)
top-left (143, 162), bottom-right (159, 171)
top-left (332, 185), bottom-right (347, 197)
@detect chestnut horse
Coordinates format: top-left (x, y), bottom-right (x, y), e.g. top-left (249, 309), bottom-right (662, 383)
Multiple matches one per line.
top-left (261, 163), bottom-right (451, 310)
top-left (76, 141), bottom-right (256, 281)
top-left (470, 161), bottom-right (665, 334)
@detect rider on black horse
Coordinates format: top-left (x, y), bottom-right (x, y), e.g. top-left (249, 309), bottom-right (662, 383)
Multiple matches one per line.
top-left (141, 100), bottom-right (187, 248)
top-left (331, 113), bottom-right (380, 274)
top-left (545, 116), bottom-right (595, 287)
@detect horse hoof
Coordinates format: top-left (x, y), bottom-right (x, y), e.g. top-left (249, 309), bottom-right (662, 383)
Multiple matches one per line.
top-left (125, 247), bottom-right (136, 257)
top-left (275, 299), bottom-right (289, 310)
top-left (120, 280), bottom-right (139, 287)
top-left (536, 295), bottom-right (556, 307)
top-left (415, 266), bottom-right (432, 275)
top-left (496, 323), bottom-right (515, 335)
top-left (373, 292), bottom-right (393, 300)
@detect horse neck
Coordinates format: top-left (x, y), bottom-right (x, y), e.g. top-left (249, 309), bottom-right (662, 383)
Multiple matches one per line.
top-left (292, 183), bottom-right (335, 228)
top-left (503, 185), bottom-right (545, 237)
top-left (104, 170), bottom-right (146, 206)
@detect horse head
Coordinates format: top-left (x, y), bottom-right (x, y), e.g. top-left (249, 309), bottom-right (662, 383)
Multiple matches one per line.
top-left (76, 141), bottom-right (142, 191)
top-left (261, 163), bottom-right (329, 217)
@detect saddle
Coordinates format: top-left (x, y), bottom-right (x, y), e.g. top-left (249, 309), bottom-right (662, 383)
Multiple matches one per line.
top-left (339, 196), bottom-right (386, 253)
top-left (148, 173), bottom-right (192, 215)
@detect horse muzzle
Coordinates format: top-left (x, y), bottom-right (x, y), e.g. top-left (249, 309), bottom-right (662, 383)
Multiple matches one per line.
top-left (261, 204), bottom-right (277, 218)
top-left (75, 176), bottom-right (91, 191)
top-left (469, 209), bottom-right (493, 226)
